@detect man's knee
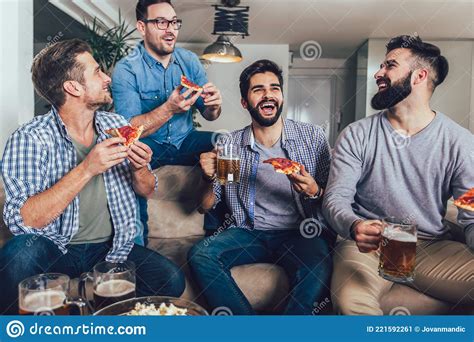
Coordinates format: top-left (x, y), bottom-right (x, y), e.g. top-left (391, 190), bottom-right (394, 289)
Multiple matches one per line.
top-left (187, 239), bottom-right (219, 266)
top-left (1, 234), bottom-right (57, 271)
top-left (331, 287), bottom-right (383, 315)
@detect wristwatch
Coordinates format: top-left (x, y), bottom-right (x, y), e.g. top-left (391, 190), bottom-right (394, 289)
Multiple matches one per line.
top-left (304, 185), bottom-right (323, 200)
top-left (202, 173), bottom-right (216, 183)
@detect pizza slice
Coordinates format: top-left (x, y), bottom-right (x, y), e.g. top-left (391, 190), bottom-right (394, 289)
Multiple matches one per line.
top-left (453, 188), bottom-right (474, 211)
top-left (105, 124), bottom-right (144, 147)
top-left (180, 75), bottom-right (203, 92)
top-left (263, 158), bottom-right (302, 175)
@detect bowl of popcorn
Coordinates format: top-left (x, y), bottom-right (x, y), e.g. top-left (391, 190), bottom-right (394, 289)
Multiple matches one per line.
top-left (93, 296), bottom-right (209, 316)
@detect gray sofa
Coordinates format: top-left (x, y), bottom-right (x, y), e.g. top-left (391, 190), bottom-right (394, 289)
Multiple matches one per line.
top-left (0, 166), bottom-right (470, 314)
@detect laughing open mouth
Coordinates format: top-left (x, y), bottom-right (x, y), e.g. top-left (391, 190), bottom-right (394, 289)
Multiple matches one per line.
top-left (258, 101), bottom-right (277, 115)
top-left (377, 79), bottom-right (390, 92)
top-left (163, 35), bottom-right (175, 44)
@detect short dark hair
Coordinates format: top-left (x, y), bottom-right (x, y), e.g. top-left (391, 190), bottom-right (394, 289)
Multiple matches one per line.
top-left (136, 0), bottom-right (173, 21)
top-left (386, 35), bottom-right (449, 90)
top-left (239, 59), bottom-right (284, 100)
top-left (31, 39), bottom-right (92, 108)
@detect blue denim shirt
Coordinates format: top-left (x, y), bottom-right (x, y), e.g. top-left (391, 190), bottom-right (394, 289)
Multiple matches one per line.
top-left (111, 42), bottom-right (208, 148)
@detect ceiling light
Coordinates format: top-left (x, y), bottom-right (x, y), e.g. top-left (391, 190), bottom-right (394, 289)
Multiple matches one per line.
top-left (201, 0), bottom-right (249, 63)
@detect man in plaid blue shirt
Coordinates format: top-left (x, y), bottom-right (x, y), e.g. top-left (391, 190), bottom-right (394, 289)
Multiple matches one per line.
top-left (0, 39), bottom-right (184, 314)
top-left (188, 60), bottom-right (336, 315)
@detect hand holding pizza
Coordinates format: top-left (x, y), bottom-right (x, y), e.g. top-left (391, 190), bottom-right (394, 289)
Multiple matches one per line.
top-left (165, 84), bottom-right (202, 114)
top-left (200, 150), bottom-right (217, 181)
top-left (127, 141), bottom-right (153, 171)
top-left (287, 165), bottom-right (320, 197)
top-left (82, 137), bottom-right (128, 177)
top-left (201, 82), bottom-right (222, 109)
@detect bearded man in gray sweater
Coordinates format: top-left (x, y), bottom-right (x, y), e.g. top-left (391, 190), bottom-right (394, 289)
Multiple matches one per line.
top-left (323, 35), bottom-right (473, 315)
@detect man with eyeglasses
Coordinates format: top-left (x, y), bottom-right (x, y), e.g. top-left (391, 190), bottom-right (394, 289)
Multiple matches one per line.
top-left (112, 0), bottom-right (223, 245)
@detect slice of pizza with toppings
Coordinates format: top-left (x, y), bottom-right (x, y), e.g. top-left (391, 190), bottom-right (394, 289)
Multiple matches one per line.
top-left (180, 75), bottom-right (203, 92)
top-left (105, 124), bottom-right (144, 147)
top-left (263, 158), bottom-right (302, 175)
top-left (454, 188), bottom-right (474, 212)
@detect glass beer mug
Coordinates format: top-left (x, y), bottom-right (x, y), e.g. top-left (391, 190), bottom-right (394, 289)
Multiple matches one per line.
top-left (216, 138), bottom-right (240, 185)
top-left (378, 217), bottom-right (417, 282)
top-left (19, 273), bottom-right (87, 315)
top-left (79, 261), bottom-right (136, 312)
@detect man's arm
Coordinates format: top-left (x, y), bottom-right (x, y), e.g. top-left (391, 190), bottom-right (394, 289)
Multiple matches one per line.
top-left (130, 86), bottom-right (202, 138)
top-left (20, 138), bottom-right (128, 228)
top-left (127, 141), bottom-right (157, 198)
top-left (322, 125), bottom-right (365, 238)
top-left (197, 150), bottom-right (222, 213)
top-left (112, 61), bottom-right (204, 138)
top-left (200, 83), bottom-right (222, 121)
top-left (451, 138), bottom-right (474, 249)
top-left (190, 52), bottom-right (222, 122)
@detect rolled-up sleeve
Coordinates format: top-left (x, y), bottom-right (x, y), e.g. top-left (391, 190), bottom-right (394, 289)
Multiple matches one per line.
top-left (1, 131), bottom-right (49, 234)
top-left (111, 62), bottom-right (142, 120)
top-left (212, 180), bottom-right (223, 209)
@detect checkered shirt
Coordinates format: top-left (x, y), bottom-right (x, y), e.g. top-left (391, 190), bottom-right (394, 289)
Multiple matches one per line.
top-left (213, 119), bottom-right (332, 230)
top-left (1, 107), bottom-right (157, 262)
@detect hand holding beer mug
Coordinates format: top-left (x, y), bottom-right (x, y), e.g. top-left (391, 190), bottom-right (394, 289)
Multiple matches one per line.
top-left (19, 273), bottom-right (87, 315)
top-left (79, 261), bottom-right (136, 312)
top-left (378, 217), bottom-right (417, 283)
top-left (216, 138), bottom-right (240, 185)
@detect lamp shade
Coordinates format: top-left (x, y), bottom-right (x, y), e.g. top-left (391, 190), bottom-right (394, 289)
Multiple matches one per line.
top-left (201, 35), bottom-right (242, 63)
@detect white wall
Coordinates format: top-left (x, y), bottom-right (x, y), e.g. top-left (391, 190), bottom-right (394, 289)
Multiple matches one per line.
top-left (178, 43), bottom-right (289, 133)
top-left (0, 0), bottom-right (35, 155)
top-left (366, 39), bottom-right (473, 132)
top-left (289, 57), bottom-right (357, 144)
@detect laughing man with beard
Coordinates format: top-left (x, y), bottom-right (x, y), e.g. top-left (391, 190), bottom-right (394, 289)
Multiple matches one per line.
top-left (187, 60), bottom-right (335, 315)
top-left (323, 35), bottom-right (474, 315)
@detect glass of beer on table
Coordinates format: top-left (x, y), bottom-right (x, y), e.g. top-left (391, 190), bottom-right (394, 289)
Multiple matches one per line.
top-left (216, 138), bottom-right (240, 185)
top-left (19, 273), bottom-right (87, 315)
top-left (79, 261), bottom-right (136, 312)
top-left (378, 217), bottom-right (417, 283)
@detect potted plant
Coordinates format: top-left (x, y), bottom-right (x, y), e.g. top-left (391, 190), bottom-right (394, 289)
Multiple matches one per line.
top-left (84, 11), bottom-right (138, 74)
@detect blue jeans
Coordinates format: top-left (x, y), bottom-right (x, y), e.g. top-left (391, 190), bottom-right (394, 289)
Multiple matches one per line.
top-left (137, 130), bottom-right (227, 245)
top-left (188, 227), bottom-right (335, 315)
top-left (0, 235), bottom-right (185, 314)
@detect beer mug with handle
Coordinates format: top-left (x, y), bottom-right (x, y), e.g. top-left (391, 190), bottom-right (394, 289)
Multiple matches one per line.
top-left (216, 136), bottom-right (240, 185)
top-left (79, 261), bottom-right (136, 313)
top-left (378, 217), bottom-right (417, 282)
top-left (19, 273), bottom-right (87, 315)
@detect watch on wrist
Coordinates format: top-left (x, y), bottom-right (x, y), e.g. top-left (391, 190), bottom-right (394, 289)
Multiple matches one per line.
top-left (202, 173), bottom-right (216, 183)
top-left (304, 185), bottom-right (323, 200)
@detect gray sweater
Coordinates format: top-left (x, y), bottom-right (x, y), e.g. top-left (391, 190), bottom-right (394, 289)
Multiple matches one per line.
top-left (322, 111), bottom-right (474, 248)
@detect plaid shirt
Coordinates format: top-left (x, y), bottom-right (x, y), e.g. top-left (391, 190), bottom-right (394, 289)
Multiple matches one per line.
top-left (1, 108), bottom-right (157, 262)
top-left (213, 119), bottom-right (332, 230)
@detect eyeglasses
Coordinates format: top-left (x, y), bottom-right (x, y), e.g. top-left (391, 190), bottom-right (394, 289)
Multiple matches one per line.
top-left (142, 18), bottom-right (182, 30)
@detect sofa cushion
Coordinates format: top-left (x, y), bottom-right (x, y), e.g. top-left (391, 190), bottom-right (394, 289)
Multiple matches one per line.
top-left (147, 236), bottom-right (289, 312)
top-left (148, 166), bottom-right (205, 239)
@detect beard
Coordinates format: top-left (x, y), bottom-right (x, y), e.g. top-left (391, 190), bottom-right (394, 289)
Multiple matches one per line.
top-left (371, 71), bottom-right (412, 110)
top-left (247, 100), bottom-right (283, 127)
top-left (85, 90), bottom-right (113, 111)
top-left (146, 34), bottom-right (176, 57)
